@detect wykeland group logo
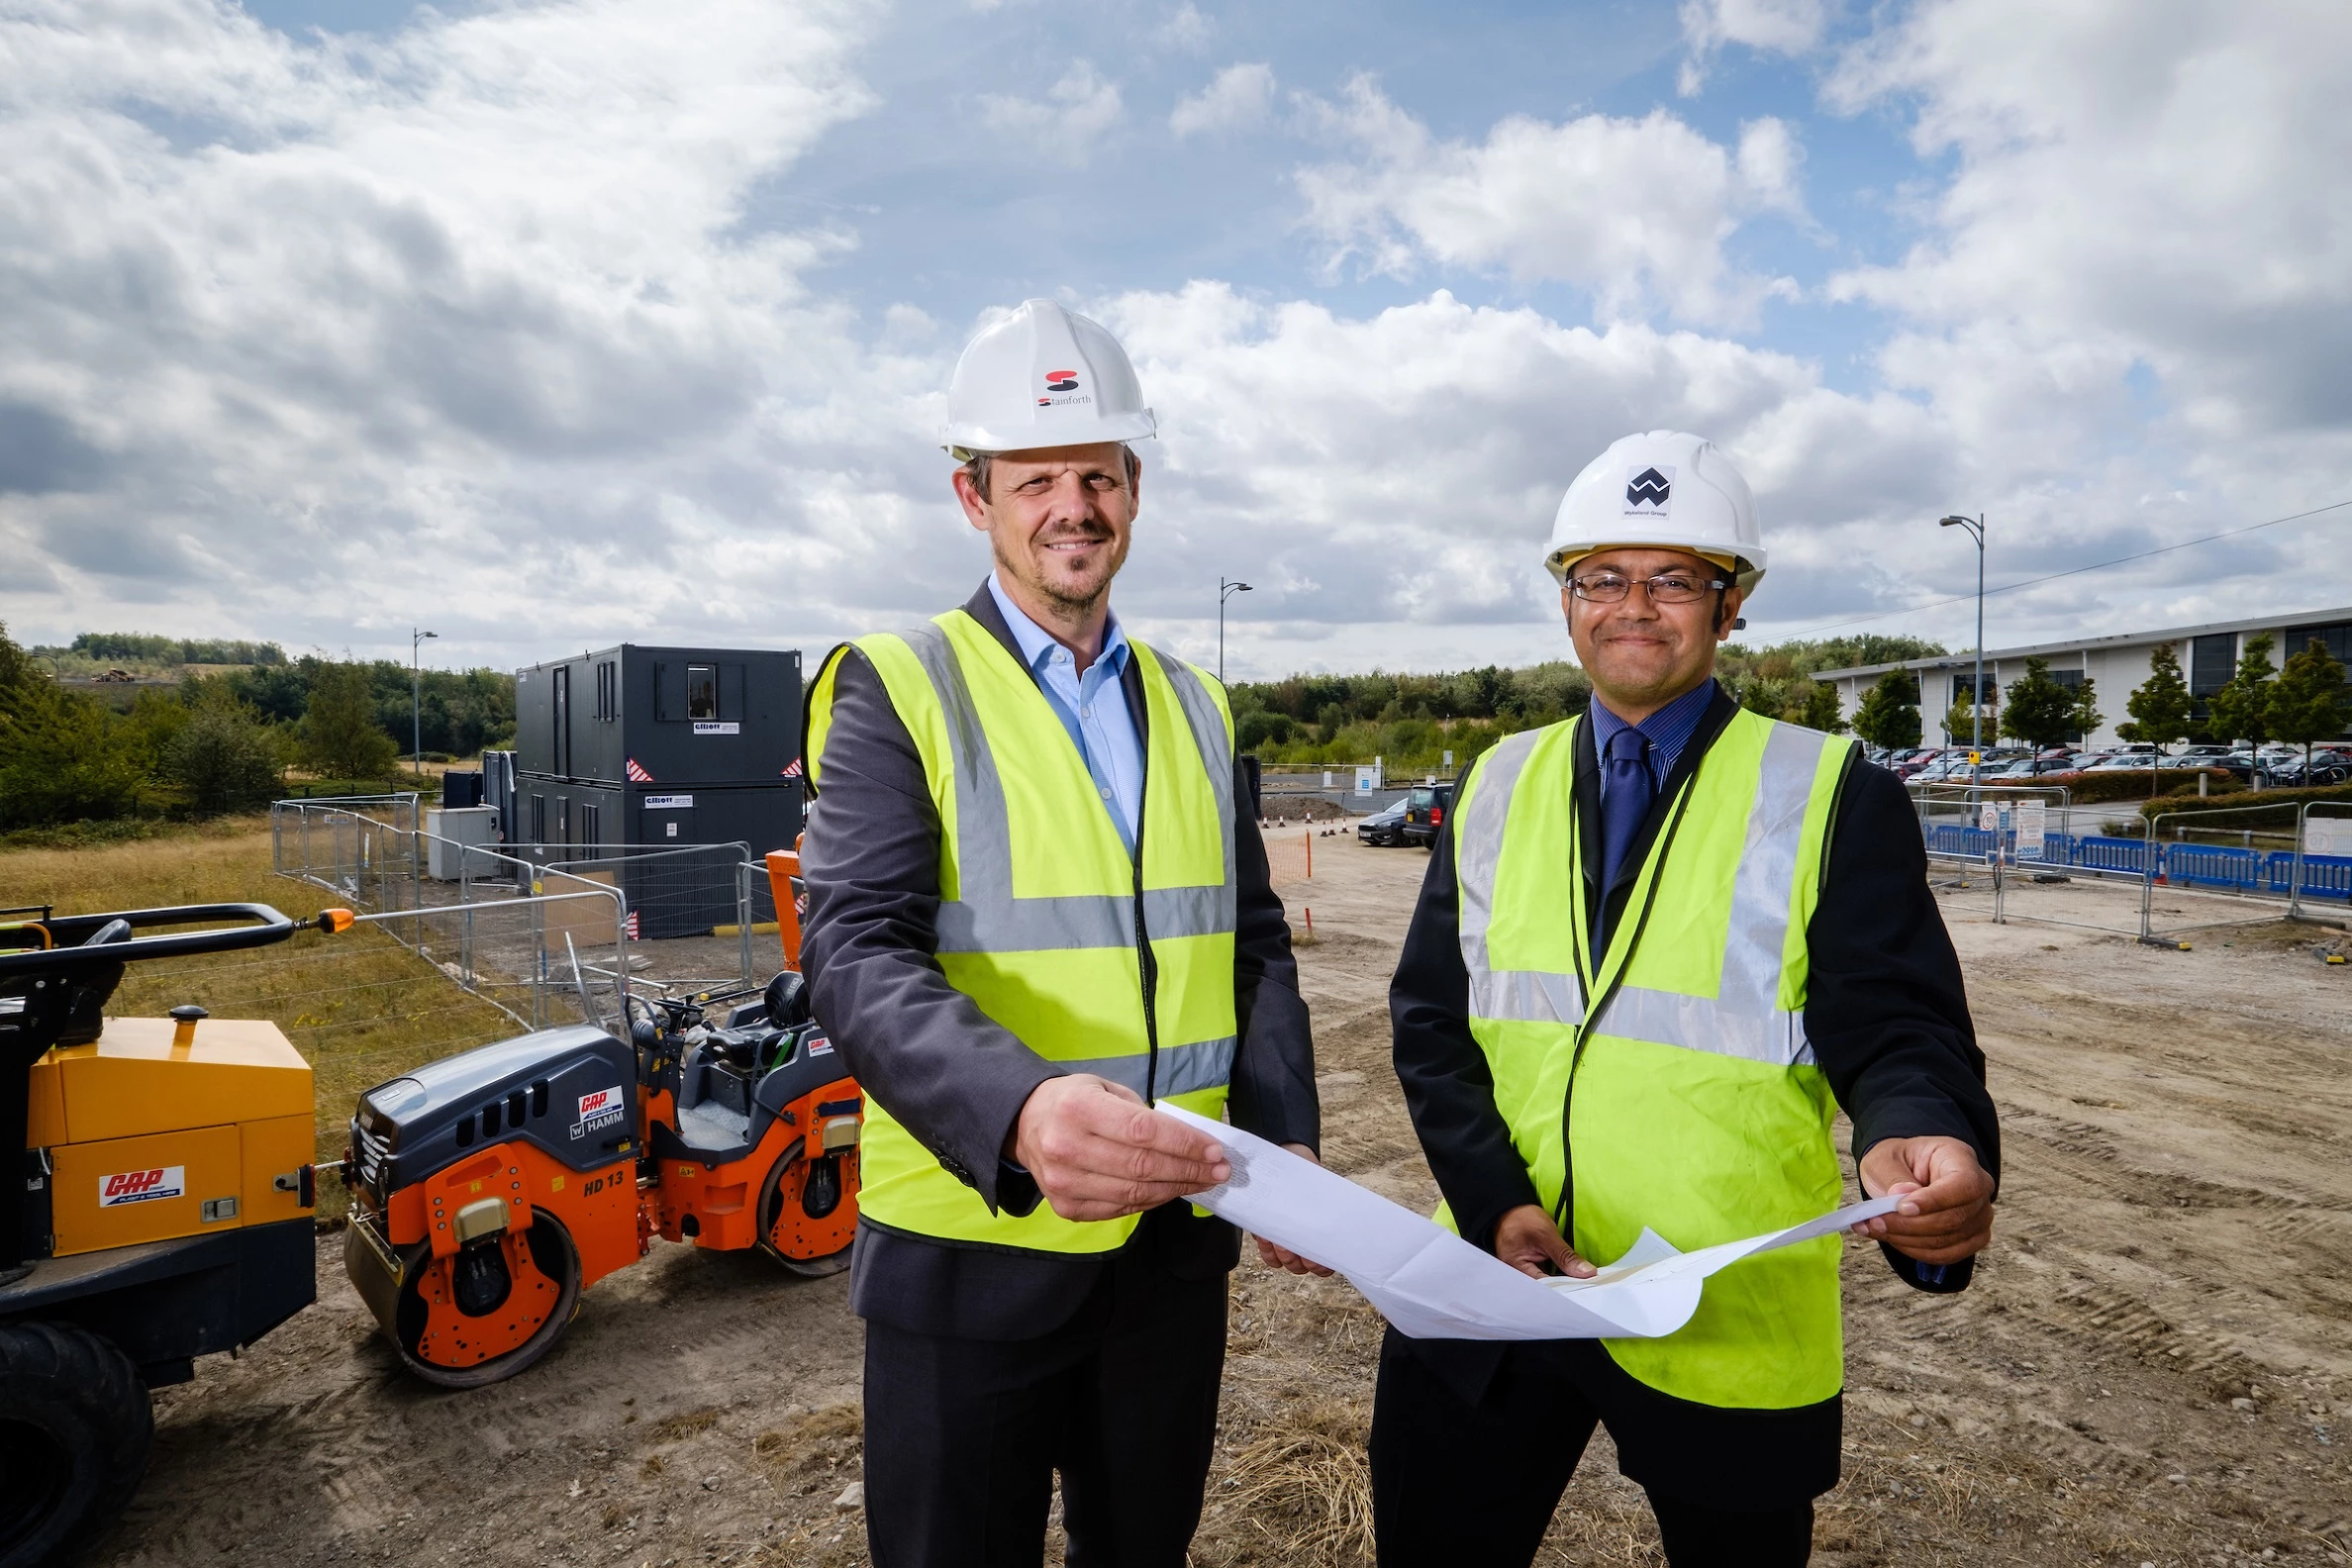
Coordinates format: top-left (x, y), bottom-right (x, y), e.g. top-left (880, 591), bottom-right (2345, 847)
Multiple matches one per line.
top-left (1623, 465), bottom-right (1674, 516)
top-left (100, 1165), bottom-right (186, 1207)
top-left (1037, 368), bottom-right (1091, 409)
top-left (572, 1085), bottom-right (627, 1141)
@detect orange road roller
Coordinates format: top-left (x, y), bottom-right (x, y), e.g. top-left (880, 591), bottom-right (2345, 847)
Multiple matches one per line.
top-left (338, 849), bottom-right (860, 1388)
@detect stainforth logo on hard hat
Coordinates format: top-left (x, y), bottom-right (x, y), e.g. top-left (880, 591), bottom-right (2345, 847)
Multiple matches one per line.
top-left (1624, 465), bottom-right (1674, 515)
top-left (1035, 365), bottom-right (1094, 410)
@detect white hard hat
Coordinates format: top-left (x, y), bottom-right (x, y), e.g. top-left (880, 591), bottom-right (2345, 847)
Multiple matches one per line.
top-left (940, 299), bottom-right (1157, 459)
top-left (1543, 431), bottom-right (1767, 595)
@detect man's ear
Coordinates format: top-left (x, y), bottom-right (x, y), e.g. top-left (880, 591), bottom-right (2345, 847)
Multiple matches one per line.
top-left (1715, 586), bottom-right (1746, 641)
top-left (950, 467), bottom-right (993, 534)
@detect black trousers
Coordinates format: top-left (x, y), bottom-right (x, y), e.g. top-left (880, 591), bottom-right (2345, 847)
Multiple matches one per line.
top-left (861, 1244), bottom-right (1227, 1568)
top-left (1369, 1329), bottom-right (1829, 1567)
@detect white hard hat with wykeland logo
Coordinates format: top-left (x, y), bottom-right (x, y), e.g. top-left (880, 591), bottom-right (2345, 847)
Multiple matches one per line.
top-left (1544, 430), bottom-right (1768, 596)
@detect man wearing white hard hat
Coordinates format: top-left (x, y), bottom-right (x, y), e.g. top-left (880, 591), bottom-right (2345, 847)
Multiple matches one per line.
top-left (797, 300), bottom-right (1324, 1566)
top-left (1372, 433), bottom-right (1999, 1564)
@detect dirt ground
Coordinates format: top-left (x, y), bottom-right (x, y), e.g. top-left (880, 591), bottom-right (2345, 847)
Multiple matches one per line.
top-left (76, 833), bottom-right (2352, 1566)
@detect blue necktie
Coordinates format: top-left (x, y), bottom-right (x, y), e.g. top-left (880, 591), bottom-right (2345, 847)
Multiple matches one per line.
top-left (1598, 727), bottom-right (1656, 935)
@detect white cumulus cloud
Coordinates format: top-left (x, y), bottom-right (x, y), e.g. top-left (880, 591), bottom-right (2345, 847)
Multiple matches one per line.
top-left (976, 61), bottom-right (1124, 161)
top-left (1679, 0), bottom-right (1831, 93)
top-left (1296, 78), bottom-right (1807, 327)
top-left (1170, 62), bottom-right (1275, 139)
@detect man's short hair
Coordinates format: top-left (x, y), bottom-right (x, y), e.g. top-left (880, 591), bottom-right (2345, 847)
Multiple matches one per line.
top-left (960, 444), bottom-right (1140, 502)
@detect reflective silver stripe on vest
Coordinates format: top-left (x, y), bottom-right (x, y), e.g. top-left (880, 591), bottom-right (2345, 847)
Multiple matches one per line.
top-left (1153, 653), bottom-right (1240, 936)
top-left (1455, 728), bottom-right (1587, 1027)
top-left (1060, 1035), bottom-right (1237, 1101)
top-left (896, 622), bottom-right (1237, 957)
top-left (1594, 722), bottom-right (1829, 1068)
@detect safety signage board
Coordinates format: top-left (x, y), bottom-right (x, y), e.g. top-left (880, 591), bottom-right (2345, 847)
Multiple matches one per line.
top-left (2014, 800), bottom-right (2047, 859)
top-left (2308, 817), bottom-right (2351, 857)
top-left (1978, 802), bottom-right (2000, 833)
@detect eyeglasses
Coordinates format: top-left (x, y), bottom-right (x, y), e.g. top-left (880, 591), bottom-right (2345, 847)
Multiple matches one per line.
top-left (1567, 571), bottom-right (1728, 605)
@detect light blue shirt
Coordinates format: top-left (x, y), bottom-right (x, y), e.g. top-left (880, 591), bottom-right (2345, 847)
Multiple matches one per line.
top-left (986, 572), bottom-right (1144, 855)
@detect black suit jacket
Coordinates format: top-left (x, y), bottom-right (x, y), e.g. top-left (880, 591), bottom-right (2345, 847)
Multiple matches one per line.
top-left (800, 582), bottom-right (1319, 1340)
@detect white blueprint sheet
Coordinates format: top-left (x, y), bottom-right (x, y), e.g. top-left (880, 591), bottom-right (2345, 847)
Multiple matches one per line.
top-left (1160, 1103), bottom-right (1900, 1341)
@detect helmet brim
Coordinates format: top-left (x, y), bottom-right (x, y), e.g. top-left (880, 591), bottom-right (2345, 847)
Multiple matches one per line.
top-left (941, 409), bottom-right (1159, 458)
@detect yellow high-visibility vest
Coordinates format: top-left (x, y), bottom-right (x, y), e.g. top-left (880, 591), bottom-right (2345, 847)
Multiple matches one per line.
top-left (1446, 709), bottom-right (1854, 1408)
top-left (805, 608), bottom-right (1237, 1254)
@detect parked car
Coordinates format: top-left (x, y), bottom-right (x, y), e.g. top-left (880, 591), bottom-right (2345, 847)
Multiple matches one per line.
top-left (2271, 748), bottom-right (2352, 787)
top-left (1356, 801), bottom-right (1409, 846)
top-left (1401, 781), bottom-right (1455, 848)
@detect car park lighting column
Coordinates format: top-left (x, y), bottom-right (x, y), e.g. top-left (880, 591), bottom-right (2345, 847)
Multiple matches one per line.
top-left (1939, 515), bottom-right (1986, 756)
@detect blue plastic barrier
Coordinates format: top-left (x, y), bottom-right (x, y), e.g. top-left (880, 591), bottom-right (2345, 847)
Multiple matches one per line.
top-left (2158, 843), bottom-right (2264, 893)
top-left (2071, 835), bottom-right (2155, 876)
top-left (2270, 851), bottom-right (2352, 902)
top-left (1923, 825), bottom-right (1998, 858)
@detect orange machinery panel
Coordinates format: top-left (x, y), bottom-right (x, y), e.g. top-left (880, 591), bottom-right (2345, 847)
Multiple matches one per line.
top-left (50, 1126), bottom-right (240, 1256)
top-left (387, 1139), bottom-right (641, 1291)
top-left (29, 1017), bottom-right (311, 1145)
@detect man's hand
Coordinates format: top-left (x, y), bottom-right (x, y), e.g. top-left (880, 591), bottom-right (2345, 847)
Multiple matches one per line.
top-left (1494, 1204), bottom-right (1595, 1280)
top-left (1854, 1135), bottom-right (1995, 1265)
top-left (1009, 1074), bottom-right (1232, 1223)
top-left (1254, 1144), bottom-right (1336, 1277)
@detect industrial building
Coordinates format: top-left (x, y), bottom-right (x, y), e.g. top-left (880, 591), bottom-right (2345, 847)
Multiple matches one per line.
top-left (1815, 605), bottom-right (2352, 748)
top-left (509, 644), bottom-right (806, 934)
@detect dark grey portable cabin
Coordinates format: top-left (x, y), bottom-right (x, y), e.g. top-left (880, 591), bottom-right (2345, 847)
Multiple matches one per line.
top-left (512, 645), bottom-right (805, 936)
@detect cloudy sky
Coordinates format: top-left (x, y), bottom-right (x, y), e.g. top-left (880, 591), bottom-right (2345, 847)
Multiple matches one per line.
top-left (3, 0), bottom-right (2349, 678)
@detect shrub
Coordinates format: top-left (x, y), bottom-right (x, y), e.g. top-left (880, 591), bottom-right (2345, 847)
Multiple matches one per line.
top-left (2033, 768), bottom-right (2241, 805)
top-left (2136, 779), bottom-right (2352, 824)
top-left (162, 705), bottom-right (283, 817)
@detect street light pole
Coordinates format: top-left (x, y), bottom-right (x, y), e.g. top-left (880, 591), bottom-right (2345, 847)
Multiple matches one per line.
top-left (1218, 578), bottom-right (1253, 683)
top-left (411, 628), bottom-right (438, 777)
top-left (1938, 515), bottom-right (1986, 754)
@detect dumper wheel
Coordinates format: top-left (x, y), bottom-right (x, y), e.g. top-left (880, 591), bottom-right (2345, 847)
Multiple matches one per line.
top-left (0, 1321), bottom-right (151, 1568)
top-left (758, 1147), bottom-right (855, 1278)
top-left (393, 1209), bottom-right (582, 1389)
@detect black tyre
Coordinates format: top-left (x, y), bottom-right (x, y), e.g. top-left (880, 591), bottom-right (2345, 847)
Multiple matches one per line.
top-left (0, 1322), bottom-right (152, 1568)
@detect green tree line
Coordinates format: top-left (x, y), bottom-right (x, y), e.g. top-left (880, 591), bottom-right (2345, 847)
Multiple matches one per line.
top-left (48, 633), bottom-right (290, 666)
top-left (1226, 634), bottom-right (1944, 774)
top-left (0, 621), bottom-right (515, 830)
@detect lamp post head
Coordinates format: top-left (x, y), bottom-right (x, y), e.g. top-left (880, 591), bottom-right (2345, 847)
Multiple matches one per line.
top-left (1938, 516), bottom-right (1971, 529)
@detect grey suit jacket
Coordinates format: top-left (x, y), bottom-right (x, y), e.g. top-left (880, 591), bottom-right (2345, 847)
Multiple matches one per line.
top-left (800, 582), bottom-right (1319, 1339)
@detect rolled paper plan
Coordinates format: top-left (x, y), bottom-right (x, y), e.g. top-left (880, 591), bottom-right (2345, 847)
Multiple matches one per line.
top-left (1160, 1102), bottom-right (1900, 1341)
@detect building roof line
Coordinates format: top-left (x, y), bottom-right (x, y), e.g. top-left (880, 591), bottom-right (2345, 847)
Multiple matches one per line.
top-left (1815, 605), bottom-right (2352, 680)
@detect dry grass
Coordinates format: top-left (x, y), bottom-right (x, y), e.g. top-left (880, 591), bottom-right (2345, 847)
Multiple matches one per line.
top-left (749, 1405), bottom-right (868, 1567)
top-left (1208, 1401), bottom-right (1377, 1566)
top-left (648, 1406), bottom-right (724, 1443)
top-left (0, 822), bottom-right (533, 1213)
